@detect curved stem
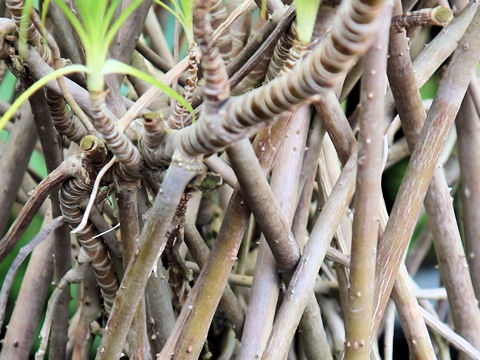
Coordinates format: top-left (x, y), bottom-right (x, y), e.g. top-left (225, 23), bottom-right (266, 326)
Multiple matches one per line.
top-left (0, 155), bottom-right (83, 263)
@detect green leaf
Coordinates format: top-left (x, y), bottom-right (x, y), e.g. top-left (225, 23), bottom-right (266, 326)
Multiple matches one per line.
top-left (0, 64), bottom-right (88, 132)
top-left (19, 0), bottom-right (35, 57)
top-left (105, 0), bottom-right (145, 52)
top-left (154, 0), bottom-right (187, 32)
top-left (295, 0), bottom-right (322, 43)
top-left (76, 0), bottom-right (101, 37)
top-left (153, 0), bottom-right (195, 43)
top-left (168, 0), bottom-right (183, 16)
top-left (102, 59), bottom-right (195, 121)
top-left (51, 0), bottom-right (90, 49)
top-left (180, 0), bottom-right (193, 43)
top-left (41, 0), bottom-right (51, 29)
top-left (102, 0), bottom-right (123, 38)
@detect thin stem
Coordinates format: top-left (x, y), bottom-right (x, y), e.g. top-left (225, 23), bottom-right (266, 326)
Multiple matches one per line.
top-left (387, 0), bottom-right (480, 347)
top-left (26, 83), bottom-right (72, 360)
top-left (238, 105), bottom-right (310, 360)
top-left (292, 114), bottom-right (325, 248)
top-left (0, 103), bottom-right (37, 236)
top-left (421, 307), bottom-right (480, 360)
top-left (456, 92), bottom-right (480, 299)
top-left (0, 210), bottom-right (55, 360)
top-left (203, 155), bottom-right (237, 187)
top-left (262, 150), bottom-right (357, 360)
top-left (156, 116), bottom-right (292, 360)
top-left (392, 266), bottom-right (437, 360)
top-left (96, 152), bottom-right (202, 360)
top-left (374, 6), bottom-right (480, 339)
top-left (226, 5), bottom-right (293, 78)
top-left (345, 6), bottom-right (391, 357)
top-left (35, 255), bottom-right (89, 360)
top-left (144, 8), bottom-right (174, 66)
top-left (227, 139), bottom-right (300, 272)
top-left (183, 195), bottom-right (244, 334)
top-left (0, 216), bottom-right (64, 332)
top-left (383, 302), bottom-right (395, 360)
top-left (70, 268), bottom-right (101, 360)
top-left (0, 155), bottom-right (83, 262)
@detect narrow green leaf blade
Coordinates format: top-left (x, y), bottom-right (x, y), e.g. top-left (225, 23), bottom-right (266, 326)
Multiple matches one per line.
top-left (153, 0), bottom-right (187, 31)
top-left (295, 0), bottom-right (322, 43)
top-left (102, 59), bottom-right (195, 121)
top-left (0, 64), bottom-right (88, 132)
top-left (51, 0), bottom-right (90, 48)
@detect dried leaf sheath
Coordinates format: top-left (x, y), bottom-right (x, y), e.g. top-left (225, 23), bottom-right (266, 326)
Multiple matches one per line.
top-left (168, 47), bottom-right (198, 130)
top-left (391, 6), bottom-right (453, 32)
top-left (227, 0), bottom-right (253, 59)
top-left (6, 0), bottom-right (51, 62)
top-left (265, 24), bottom-right (296, 81)
top-left (59, 177), bottom-right (118, 312)
top-left (280, 39), bottom-right (310, 75)
top-left (46, 91), bottom-right (87, 143)
top-left (374, 8), bottom-right (480, 334)
top-left (345, 6), bottom-right (391, 357)
top-left (140, 113), bottom-right (169, 169)
top-left (89, 91), bottom-right (142, 179)
top-left (210, 0), bottom-right (232, 62)
top-left (194, 1), bottom-right (230, 108)
top-left (176, 0), bottom-right (385, 159)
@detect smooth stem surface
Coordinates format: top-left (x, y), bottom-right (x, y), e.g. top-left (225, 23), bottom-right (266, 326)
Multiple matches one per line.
top-left (292, 115), bottom-right (325, 249)
top-left (0, 103), bottom-right (37, 236)
top-left (383, 2), bottom-right (479, 117)
top-left (238, 106), bottom-right (309, 360)
top-left (229, 122), bottom-right (332, 360)
top-left (96, 154), bottom-right (201, 360)
top-left (227, 139), bottom-right (300, 271)
top-left (388, 1), bottom-right (480, 345)
top-left (183, 192), bottom-right (244, 334)
top-left (262, 150), bottom-right (357, 360)
top-left (393, 266), bottom-right (437, 360)
top-left (157, 115), bottom-right (293, 360)
top-left (117, 186), bottom-right (151, 358)
top-left (318, 63), bottom-right (435, 358)
top-left (157, 187), bottom-right (251, 360)
top-left (27, 85), bottom-right (71, 360)
top-left (374, 7), bottom-right (480, 336)
top-left (346, 6), bottom-right (391, 357)
top-left (0, 210), bottom-right (54, 360)
top-left (456, 93), bottom-right (480, 299)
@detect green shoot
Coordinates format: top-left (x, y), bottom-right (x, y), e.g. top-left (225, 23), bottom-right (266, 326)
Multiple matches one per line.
top-left (294, 0), bottom-right (321, 44)
top-left (50, 0), bottom-right (142, 90)
top-left (154, 0), bottom-right (194, 44)
top-left (41, 0), bottom-right (51, 28)
top-left (0, 64), bottom-right (88, 132)
top-left (0, 0), bottom-right (195, 131)
top-left (18, 0), bottom-right (35, 58)
top-left (102, 59), bottom-right (195, 121)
